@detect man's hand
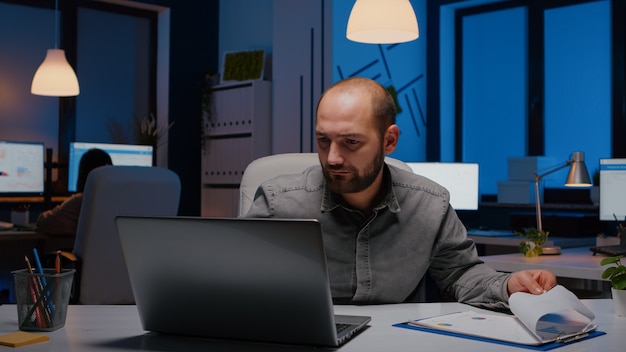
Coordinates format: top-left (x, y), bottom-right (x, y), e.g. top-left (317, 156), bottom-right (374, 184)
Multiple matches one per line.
top-left (507, 270), bottom-right (557, 295)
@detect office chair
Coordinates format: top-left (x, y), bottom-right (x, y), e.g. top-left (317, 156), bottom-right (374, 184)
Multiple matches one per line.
top-left (71, 165), bottom-right (181, 304)
top-left (239, 153), bottom-right (412, 216)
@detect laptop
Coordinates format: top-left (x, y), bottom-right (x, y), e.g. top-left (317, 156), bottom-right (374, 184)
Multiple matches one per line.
top-left (115, 216), bottom-right (371, 347)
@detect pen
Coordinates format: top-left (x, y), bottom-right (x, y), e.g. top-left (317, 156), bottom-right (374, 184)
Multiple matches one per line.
top-left (24, 256), bottom-right (48, 328)
top-left (32, 248), bottom-right (45, 277)
top-left (31, 248), bottom-right (55, 313)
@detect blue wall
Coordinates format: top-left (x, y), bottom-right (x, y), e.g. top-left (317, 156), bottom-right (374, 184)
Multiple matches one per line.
top-left (0, 3), bottom-right (58, 150)
top-left (441, 0), bottom-right (611, 197)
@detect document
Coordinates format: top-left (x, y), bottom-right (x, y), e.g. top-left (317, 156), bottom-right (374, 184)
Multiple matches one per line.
top-left (405, 285), bottom-right (598, 346)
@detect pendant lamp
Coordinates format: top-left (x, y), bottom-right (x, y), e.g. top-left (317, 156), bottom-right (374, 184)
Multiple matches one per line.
top-left (346, 0), bottom-right (419, 44)
top-left (31, 0), bottom-right (79, 96)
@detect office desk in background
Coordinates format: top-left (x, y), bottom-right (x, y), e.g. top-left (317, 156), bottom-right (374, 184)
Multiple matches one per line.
top-left (0, 301), bottom-right (621, 351)
top-left (468, 229), bottom-right (596, 248)
top-left (468, 229), bottom-right (596, 256)
top-left (480, 246), bottom-right (611, 299)
top-left (480, 247), bottom-right (605, 280)
top-left (0, 229), bottom-right (44, 241)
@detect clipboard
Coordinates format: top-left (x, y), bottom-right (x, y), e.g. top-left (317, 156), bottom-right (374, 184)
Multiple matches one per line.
top-left (394, 285), bottom-right (607, 350)
top-left (393, 322), bottom-right (605, 351)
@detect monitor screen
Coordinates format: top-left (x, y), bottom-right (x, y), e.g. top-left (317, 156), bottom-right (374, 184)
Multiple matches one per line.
top-left (68, 142), bottom-right (153, 192)
top-left (406, 162), bottom-right (480, 210)
top-left (0, 141), bottom-right (45, 195)
top-left (599, 158), bottom-right (626, 221)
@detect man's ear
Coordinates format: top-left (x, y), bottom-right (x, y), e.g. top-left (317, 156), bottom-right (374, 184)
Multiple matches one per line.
top-left (383, 124), bottom-right (400, 154)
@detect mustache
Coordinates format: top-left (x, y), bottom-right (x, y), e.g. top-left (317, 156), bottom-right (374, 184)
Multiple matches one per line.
top-left (325, 163), bottom-right (350, 171)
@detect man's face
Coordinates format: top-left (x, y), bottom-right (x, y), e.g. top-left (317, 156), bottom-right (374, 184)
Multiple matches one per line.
top-left (315, 89), bottom-right (385, 194)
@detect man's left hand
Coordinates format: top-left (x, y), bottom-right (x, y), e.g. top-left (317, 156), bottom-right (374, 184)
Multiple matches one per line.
top-left (507, 270), bottom-right (557, 295)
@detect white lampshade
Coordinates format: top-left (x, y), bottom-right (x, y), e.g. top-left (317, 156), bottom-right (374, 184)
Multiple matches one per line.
top-left (346, 0), bottom-right (419, 44)
top-left (31, 48), bottom-right (80, 97)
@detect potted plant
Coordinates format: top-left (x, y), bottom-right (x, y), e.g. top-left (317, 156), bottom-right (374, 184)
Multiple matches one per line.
top-left (601, 256), bottom-right (626, 316)
top-left (515, 227), bottom-right (549, 257)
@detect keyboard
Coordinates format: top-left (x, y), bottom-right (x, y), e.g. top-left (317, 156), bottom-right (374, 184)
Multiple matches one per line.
top-left (590, 245), bottom-right (626, 256)
top-left (336, 323), bottom-right (351, 334)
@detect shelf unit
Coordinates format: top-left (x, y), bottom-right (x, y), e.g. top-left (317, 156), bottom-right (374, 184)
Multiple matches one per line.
top-left (201, 80), bottom-right (272, 217)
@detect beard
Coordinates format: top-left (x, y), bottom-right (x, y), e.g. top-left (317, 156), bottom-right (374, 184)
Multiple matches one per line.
top-left (322, 149), bottom-right (385, 194)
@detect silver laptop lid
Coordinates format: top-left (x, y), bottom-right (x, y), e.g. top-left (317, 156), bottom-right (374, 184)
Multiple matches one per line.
top-left (116, 216), bottom-right (363, 346)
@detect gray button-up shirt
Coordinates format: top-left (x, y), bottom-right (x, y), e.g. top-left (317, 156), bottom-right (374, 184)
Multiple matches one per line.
top-left (246, 163), bottom-right (511, 309)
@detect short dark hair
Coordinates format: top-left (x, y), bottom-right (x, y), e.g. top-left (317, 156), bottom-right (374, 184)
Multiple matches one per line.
top-left (317, 77), bottom-right (396, 138)
top-left (76, 148), bottom-right (113, 192)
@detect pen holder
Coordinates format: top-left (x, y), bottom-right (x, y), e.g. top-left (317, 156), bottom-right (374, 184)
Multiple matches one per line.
top-left (12, 269), bottom-right (75, 332)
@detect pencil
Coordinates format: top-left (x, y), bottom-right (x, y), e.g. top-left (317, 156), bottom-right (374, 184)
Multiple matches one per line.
top-left (55, 251), bottom-right (61, 275)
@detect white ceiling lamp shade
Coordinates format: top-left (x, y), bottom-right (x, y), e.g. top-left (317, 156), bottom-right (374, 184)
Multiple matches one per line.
top-left (31, 48), bottom-right (80, 96)
top-left (31, 0), bottom-right (79, 97)
top-left (346, 0), bottom-right (419, 44)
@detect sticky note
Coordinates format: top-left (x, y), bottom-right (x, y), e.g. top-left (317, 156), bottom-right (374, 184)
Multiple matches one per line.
top-left (0, 331), bottom-right (49, 347)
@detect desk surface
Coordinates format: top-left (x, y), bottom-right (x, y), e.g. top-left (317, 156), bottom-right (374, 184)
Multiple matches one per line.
top-left (0, 300), bottom-right (621, 351)
top-left (0, 230), bottom-right (43, 241)
top-left (481, 246), bottom-right (606, 281)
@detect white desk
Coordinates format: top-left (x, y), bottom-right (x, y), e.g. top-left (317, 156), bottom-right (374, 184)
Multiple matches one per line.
top-left (480, 246), bottom-right (605, 281)
top-left (0, 301), bottom-right (621, 351)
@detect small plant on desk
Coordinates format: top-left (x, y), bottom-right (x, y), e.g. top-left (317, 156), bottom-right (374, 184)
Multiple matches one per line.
top-left (515, 227), bottom-right (549, 257)
top-left (601, 256), bottom-right (626, 290)
top-left (601, 255), bottom-right (626, 316)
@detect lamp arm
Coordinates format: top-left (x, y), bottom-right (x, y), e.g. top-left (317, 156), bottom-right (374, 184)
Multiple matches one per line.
top-left (534, 160), bottom-right (572, 182)
top-left (533, 160), bottom-right (572, 232)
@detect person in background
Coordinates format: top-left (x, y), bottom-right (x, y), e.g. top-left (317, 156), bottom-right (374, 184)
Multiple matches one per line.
top-left (246, 77), bottom-right (557, 310)
top-left (36, 148), bottom-right (112, 236)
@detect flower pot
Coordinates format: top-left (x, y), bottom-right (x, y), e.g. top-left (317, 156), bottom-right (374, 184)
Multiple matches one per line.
top-left (521, 241), bottom-right (541, 257)
top-left (611, 287), bottom-right (626, 317)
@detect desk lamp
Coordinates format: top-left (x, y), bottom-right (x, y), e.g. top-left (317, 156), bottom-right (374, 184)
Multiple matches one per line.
top-left (533, 152), bottom-right (592, 253)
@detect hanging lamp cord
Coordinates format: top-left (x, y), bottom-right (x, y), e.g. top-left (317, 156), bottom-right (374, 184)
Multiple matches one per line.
top-left (54, 0), bottom-right (59, 49)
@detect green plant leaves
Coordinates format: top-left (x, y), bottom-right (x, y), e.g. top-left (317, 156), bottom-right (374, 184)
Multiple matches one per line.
top-left (600, 256), bottom-right (626, 290)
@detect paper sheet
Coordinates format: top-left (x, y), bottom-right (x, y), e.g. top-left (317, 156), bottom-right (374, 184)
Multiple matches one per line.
top-left (409, 285), bottom-right (597, 346)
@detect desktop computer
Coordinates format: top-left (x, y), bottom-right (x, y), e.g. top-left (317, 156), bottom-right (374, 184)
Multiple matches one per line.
top-left (590, 158), bottom-right (626, 256)
top-left (0, 140), bottom-right (45, 196)
top-left (67, 142), bottom-right (153, 192)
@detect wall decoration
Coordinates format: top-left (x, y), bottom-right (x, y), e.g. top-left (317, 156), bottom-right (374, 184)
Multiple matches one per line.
top-left (221, 50), bottom-right (265, 82)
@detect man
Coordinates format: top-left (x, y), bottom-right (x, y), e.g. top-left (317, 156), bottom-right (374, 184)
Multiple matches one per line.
top-left (246, 77), bottom-right (556, 309)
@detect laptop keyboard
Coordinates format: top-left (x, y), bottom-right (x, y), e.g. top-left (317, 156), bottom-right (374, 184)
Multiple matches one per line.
top-left (336, 323), bottom-right (351, 334)
top-left (590, 245), bottom-right (626, 256)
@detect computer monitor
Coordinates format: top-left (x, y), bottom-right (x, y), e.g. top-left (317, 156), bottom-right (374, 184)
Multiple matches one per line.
top-left (406, 162), bottom-right (480, 210)
top-left (599, 158), bottom-right (626, 221)
top-left (0, 141), bottom-right (45, 196)
top-left (68, 142), bottom-right (153, 192)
